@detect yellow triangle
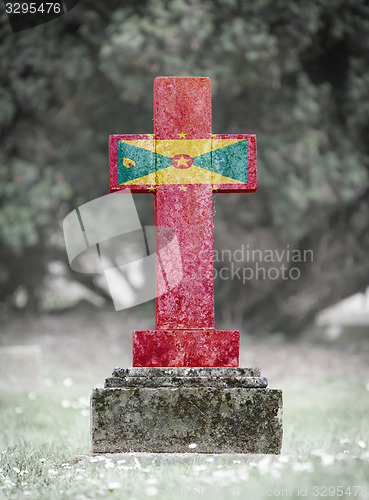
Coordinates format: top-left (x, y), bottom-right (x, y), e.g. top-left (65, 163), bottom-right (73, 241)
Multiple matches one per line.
top-left (121, 172), bottom-right (156, 185)
top-left (119, 138), bottom-right (245, 157)
top-left (212, 171), bottom-right (247, 185)
top-left (156, 165), bottom-right (212, 184)
top-left (121, 166), bottom-right (247, 186)
top-left (155, 139), bottom-right (211, 158)
top-left (211, 138), bottom-right (244, 152)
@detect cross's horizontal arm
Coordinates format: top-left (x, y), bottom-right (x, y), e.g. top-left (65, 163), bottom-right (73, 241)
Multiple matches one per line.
top-left (110, 134), bottom-right (256, 193)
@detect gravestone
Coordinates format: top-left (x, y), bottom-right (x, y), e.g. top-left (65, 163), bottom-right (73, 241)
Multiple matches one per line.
top-left (91, 77), bottom-right (283, 453)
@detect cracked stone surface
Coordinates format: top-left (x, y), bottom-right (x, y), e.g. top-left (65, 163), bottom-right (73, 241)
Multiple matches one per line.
top-left (113, 367), bottom-right (262, 377)
top-left (91, 383), bottom-right (283, 454)
top-left (106, 366), bottom-right (267, 388)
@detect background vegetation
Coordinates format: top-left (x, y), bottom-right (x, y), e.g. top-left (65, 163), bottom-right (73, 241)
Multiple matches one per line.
top-left (1, 0), bottom-right (369, 335)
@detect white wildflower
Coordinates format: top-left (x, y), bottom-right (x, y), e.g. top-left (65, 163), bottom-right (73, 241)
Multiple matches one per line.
top-left (63, 378), bottom-right (73, 387)
top-left (311, 449), bottom-right (325, 457)
top-left (256, 455), bottom-right (272, 473)
top-left (27, 392), bottom-right (37, 400)
top-left (193, 464), bottom-right (207, 472)
top-left (78, 396), bottom-right (89, 407)
top-left (358, 440), bottom-right (367, 449)
top-left (108, 482), bottom-right (121, 490)
top-left (335, 453), bottom-right (349, 460)
top-left (271, 468), bottom-right (281, 479)
top-left (212, 469), bottom-right (235, 479)
top-left (321, 454), bottom-right (335, 466)
top-left (146, 486), bottom-right (159, 496)
top-left (188, 443), bottom-right (197, 449)
top-left (292, 462), bottom-right (314, 472)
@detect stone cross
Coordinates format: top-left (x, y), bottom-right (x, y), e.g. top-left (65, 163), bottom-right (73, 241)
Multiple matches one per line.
top-left (109, 77), bottom-right (256, 367)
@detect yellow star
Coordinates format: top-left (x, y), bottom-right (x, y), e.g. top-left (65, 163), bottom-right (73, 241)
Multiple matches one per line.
top-left (212, 185), bottom-right (218, 191)
top-left (178, 132), bottom-right (187, 138)
top-left (179, 185), bottom-right (187, 191)
top-left (174, 155), bottom-right (192, 168)
top-left (210, 133), bottom-right (217, 137)
top-left (148, 185), bottom-right (156, 192)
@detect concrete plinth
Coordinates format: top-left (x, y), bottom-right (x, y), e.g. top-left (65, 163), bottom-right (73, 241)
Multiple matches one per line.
top-left (91, 367), bottom-right (283, 454)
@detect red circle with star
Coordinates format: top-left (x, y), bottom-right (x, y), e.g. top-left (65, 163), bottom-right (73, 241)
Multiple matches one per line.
top-left (171, 154), bottom-right (193, 169)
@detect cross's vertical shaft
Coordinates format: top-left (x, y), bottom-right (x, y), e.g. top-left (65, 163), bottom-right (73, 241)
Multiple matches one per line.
top-left (155, 184), bottom-right (214, 329)
top-left (154, 78), bottom-right (214, 330)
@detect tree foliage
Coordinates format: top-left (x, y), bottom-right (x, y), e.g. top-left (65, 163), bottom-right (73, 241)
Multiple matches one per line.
top-left (0, 0), bottom-right (369, 333)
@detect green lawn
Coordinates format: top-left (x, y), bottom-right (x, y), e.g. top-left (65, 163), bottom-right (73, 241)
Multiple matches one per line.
top-left (0, 378), bottom-right (368, 499)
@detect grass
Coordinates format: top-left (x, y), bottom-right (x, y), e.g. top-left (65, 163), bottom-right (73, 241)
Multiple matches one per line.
top-left (0, 377), bottom-right (369, 499)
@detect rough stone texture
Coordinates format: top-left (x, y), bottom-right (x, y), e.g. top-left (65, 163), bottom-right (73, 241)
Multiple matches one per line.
top-left (133, 329), bottom-right (239, 367)
top-left (105, 376), bottom-right (268, 388)
top-left (113, 367), bottom-right (261, 377)
top-left (106, 367), bottom-right (267, 388)
top-left (154, 184), bottom-right (215, 331)
top-left (91, 379), bottom-right (283, 454)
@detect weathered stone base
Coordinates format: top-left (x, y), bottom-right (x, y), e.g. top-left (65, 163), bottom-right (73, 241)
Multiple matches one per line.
top-left (91, 368), bottom-right (283, 454)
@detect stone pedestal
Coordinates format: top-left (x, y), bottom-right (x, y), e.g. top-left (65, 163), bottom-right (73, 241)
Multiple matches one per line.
top-left (133, 330), bottom-right (240, 367)
top-left (91, 368), bottom-right (283, 454)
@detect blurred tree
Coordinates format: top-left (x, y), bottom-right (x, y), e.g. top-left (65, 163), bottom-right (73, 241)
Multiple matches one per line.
top-left (0, 0), bottom-right (368, 334)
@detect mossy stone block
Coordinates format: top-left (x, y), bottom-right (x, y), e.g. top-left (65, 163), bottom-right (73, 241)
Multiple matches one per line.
top-left (91, 385), bottom-right (282, 454)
